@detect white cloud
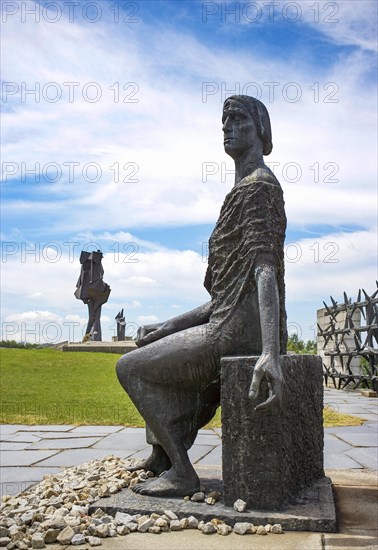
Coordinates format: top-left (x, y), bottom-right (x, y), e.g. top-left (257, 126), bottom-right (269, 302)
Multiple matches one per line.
top-left (1, 1), bottom-right (376, 343)
top-left (301, 0), bottom-right (377, 53)
top-left (138, 315), bottom-right (159, 324)
top-left (5, 310), bottom-right (61, 323)
top-left (1, 2), bottom-right (376, 234)
top-left (64, 314), bottom-right (86, 324)
top-left (28, 291), bottom-right (45, 299)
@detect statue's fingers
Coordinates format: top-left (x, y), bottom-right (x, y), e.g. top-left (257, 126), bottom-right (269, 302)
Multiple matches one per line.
top-left (254, 392), bottom-right (277, 411)
top-left (248, 367), bottom-right (263, 400)
top-left (254, 376), bottom-right (282, 411)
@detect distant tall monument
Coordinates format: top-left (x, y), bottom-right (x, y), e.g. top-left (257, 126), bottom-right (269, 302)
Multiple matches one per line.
top-left (74, 250), bottom-right (111, 341)
top-left (115, 309), bottom-right (126, 341)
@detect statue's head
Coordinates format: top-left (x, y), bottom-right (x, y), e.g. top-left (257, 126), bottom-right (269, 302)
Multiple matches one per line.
top-left (222, 95), bottom-right (272, 158)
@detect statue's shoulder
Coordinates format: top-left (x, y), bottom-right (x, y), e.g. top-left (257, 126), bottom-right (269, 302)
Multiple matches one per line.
top-left (248, 165), bottom-right (280, 187)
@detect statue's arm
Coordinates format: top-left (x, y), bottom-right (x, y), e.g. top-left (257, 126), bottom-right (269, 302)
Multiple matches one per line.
top-left (136, 301), bottom-right (213, 347)
top-left (248, 259), bottom-right (283, 410)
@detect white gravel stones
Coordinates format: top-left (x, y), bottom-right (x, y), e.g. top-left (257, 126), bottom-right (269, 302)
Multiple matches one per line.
top-left (155, 518), bottom-right (169, 531)
top-left (115, 525), bottom-right (129, 536)
top-left (233, 499), bottom-right (247, 512)
top-left (31, 533), bottom-right (45, 549)
top-left (114, 512), bottom-right (134, 526)
top-left (256, 525), bottom-right (268, 535)
top-left (148, 526), bottom-right (161, 534)
top-left (190, 492), bottom-right (205, 502)
top-left (93, 524), bottom-right (109, 538)
top-left (44, 529), bottom-right (60, 543)
top-left (56, 526), bottom-right (75, 544)
top-left (217, 524), bottom-right (232, 536)
top-left (169, 520), bottom-right (183, 531)
top-left (0, 454), bottom-right (287, 545)
top-left (87, 536), bottom-right (102, 546)
top-left (233, 522), bottom-right (253, 535)
top-left (187, 516), bottom-right (199, 529)
top-left (163, 510), bottom-right (178, 521)
top-left (137, 518), bottom-right (154, 533)
top-left (71, 533), bottom-right (86, 545)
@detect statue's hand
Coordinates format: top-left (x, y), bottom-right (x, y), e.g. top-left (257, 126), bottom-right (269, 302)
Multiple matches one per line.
top-left (136, 323), bottom-right (162, 347)
top-left (136, 321), bottom-right (174, 347)
top-left (248, 353), bottom-right (283, 411)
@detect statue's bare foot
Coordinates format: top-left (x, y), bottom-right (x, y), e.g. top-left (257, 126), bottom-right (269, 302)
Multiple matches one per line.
top-left (132, 466), bottom-right (200, 497)
top-left (126, 447), bottom-right (171, 476)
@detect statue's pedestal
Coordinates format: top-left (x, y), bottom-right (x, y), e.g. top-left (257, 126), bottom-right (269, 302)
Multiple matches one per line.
top-left (92, 354), bottom-right (336, 532)
top-left (221, 355), bottom-right (325, 510)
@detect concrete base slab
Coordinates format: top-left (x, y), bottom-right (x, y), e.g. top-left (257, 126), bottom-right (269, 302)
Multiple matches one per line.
top-left (61, 341), bottom-right (136, 354)
top-left (90, 470), bottom-right (336, 532)
top-left (76, 530), bottom-right (324, 550)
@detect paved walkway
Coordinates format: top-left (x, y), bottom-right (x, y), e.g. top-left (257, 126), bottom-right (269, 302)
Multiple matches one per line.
top-left (1, 387), bottom-right (377, 497)
top-left (1, 388), bottom-right (377, 549)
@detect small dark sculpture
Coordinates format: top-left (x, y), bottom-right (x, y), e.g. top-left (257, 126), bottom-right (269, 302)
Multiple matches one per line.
top-left (74, 250), bottom-right (111, 341)
top-left (115, 309), bottom-right (126, 341)
top-left (116, 95), bottom-right (287, 497)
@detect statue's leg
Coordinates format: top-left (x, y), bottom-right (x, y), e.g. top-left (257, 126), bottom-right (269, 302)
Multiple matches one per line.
top-left (93, 304), bottom-right (102, 341)
top-left (116, 325), bottom-right (219, 496)
top-left (126, 425), bottom-right (171, 474)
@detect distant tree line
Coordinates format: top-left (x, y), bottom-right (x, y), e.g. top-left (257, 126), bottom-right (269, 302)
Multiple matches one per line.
top-left (287, 334), bottom-right (317, 354)
top-left (0, 340), bottom-right (39, 349)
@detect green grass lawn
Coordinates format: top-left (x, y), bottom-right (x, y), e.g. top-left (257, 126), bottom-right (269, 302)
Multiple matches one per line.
top-left (0, 348), bottom-right (363, 428)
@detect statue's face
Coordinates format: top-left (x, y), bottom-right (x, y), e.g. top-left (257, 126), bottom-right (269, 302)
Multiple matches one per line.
top-left (222, 99), bottom-right (259, 158)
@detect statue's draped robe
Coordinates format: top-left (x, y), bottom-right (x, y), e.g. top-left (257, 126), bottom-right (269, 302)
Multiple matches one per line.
top-left (121, 169), bottom-right (287, 451)
top-left (206, 170), bottom-right (287, 354)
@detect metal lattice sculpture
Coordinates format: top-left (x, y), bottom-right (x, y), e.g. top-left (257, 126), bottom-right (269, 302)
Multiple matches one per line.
top-left (318, 283), bottom-right (378, 391)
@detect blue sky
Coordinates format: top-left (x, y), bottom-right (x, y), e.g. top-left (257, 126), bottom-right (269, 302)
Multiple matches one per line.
top-left (1, 0), bottom-right (377, 343)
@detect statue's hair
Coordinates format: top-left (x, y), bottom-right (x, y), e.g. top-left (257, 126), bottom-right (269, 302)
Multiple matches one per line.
top-left (225, 95), bottom-right (273, 156)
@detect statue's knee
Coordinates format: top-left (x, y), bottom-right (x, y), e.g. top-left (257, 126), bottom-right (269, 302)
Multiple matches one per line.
top-left (116, 355), bottom-right (139, 390)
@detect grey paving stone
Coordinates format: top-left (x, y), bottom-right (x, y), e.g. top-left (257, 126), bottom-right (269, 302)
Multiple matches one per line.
top-left (0, 442), bottom-right (34, 451)
top-left (26, 436), bottom-right (102, 450)
top-left (331, 406), bottom-right (373, 415)
top-left (93, 430), bottom-right (147, 450)
top-left (335, 432), bottom-right (378, 447)
top-left (324, 436), bottom-right (353, 454)
top-left (123, 427), bottom-right (146, 434)
top-left (29, 431), bottom-right (107, 439)
top-left (345, 448), bottom-right (378, 469)
top-left (16, 425), bottom-right (75, 431)
top-left (70, 426), bottom-right (124, 434)
top-left (1, 450), bottom-right (60, 466)
top-left (130, 445), bottom-right (218, 465)
top-left (196, 446), bottom-right (222, 466)
top-left (0, 425), bottom-right (29, 436)
top-left (35, 448), bottom-right (138, 467)
top-left (0, 466), bottom-right (61, 482)
top-left (125, 448), bottom-right (153, 460)
top-left (2, 433), bottom-right (42, 443)
top-left (188, 445), bottom-right (217, 464)
top-left (193, 433), bottom-right (221, 446)
top-left (325, 425), bottom-right (377, 435)
top-left (324, 453), bottom-right (363, 469)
